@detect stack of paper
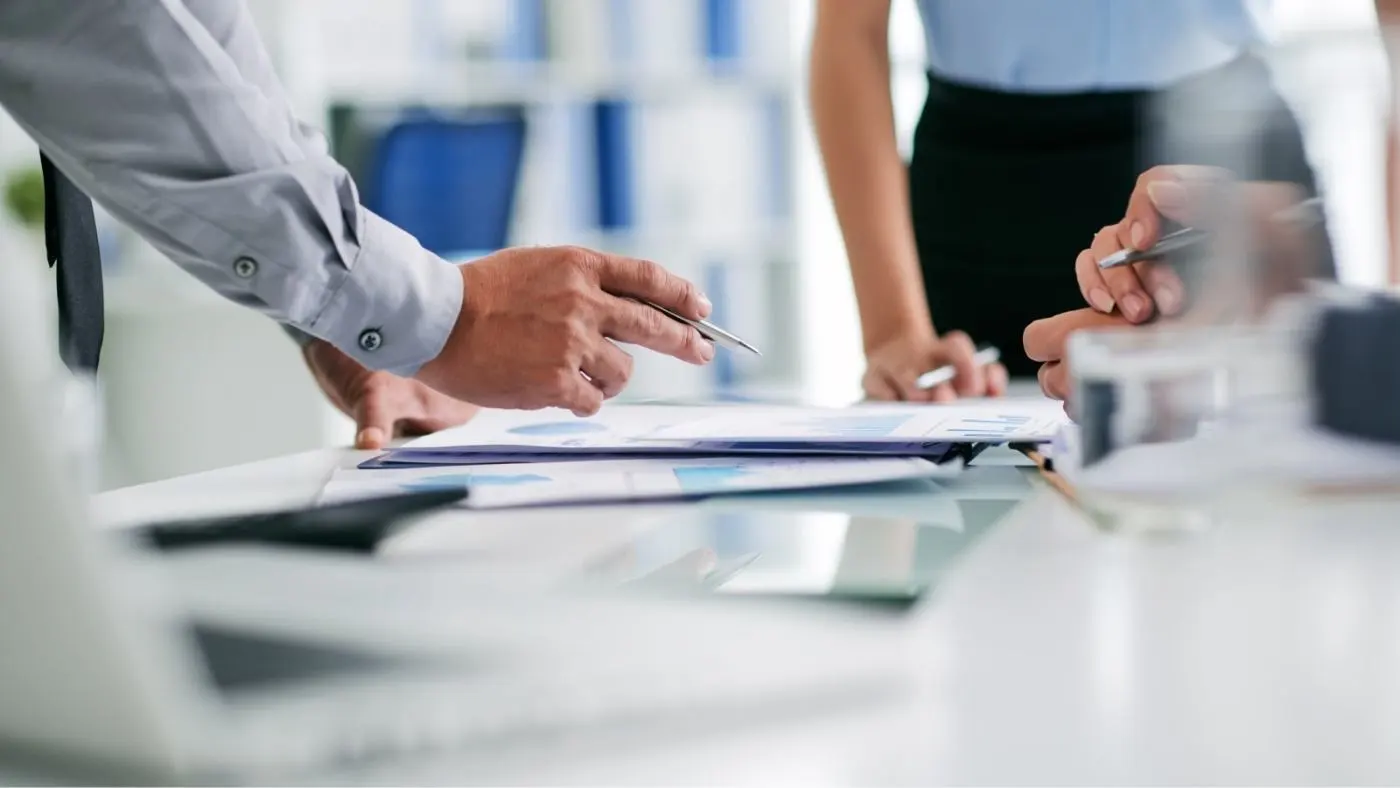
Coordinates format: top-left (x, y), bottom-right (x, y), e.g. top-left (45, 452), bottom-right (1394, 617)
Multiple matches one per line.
top-left (330, 399), bottom-right (1068, 511)
top-left (363, 399), bottom-right (1068, 468)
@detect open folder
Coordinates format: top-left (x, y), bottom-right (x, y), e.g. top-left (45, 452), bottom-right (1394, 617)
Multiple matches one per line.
top-left (361, 400), bottom-right (1069, 469)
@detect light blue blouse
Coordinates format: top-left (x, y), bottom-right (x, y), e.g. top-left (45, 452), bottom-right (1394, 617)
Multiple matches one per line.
top-left (915, 0), bottom-right (1270, 93)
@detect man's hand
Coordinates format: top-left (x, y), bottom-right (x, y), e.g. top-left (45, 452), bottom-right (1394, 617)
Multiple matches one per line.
top-left (1024, 309), bottom-right (1132, 403)
top-left (863, 330), bottom-right (1008, 402)
top-left (305, 339), bottom-right (479, 450)
top-left (416, 246), bottom-right (714, 417)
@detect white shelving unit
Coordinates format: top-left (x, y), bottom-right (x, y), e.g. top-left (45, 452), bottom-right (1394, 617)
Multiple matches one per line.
top-left (282, 0), bottom-right (805, 401)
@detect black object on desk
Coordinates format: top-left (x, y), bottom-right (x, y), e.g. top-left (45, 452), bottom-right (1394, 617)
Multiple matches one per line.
top-left (1312, 295), bottom-right (1400, 446)
top-left (135, 488), bottom-right (468, 553)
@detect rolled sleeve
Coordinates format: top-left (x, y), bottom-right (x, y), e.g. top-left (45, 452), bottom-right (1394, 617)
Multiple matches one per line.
top-left (310, 212), bottom-right (462, 375)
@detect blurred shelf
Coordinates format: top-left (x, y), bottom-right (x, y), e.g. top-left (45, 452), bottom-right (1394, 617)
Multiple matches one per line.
top-left (574, 221), bottom-right (795, 259)
top-left (326, 61), bottom-right (798, 106)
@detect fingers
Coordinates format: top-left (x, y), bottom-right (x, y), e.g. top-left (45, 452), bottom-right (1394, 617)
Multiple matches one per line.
top-left (938, 331), bottom-right (986, 398)
top-left (599, 296), bottom-right (715, 365)
top-left (1138, 262), bottom-right (1186, 317)
top-left (1037, 362), bottom-right (1071, 402)
top-left (1123, 165), bottom-right (1228, 236)
top-left (1091, 225), bottom-right (1156, 324)
top-left (352, 382), bottom-right (400, 450)
top-left (1118, 166), bottom-right (1181, 253)
top-left (589, 252), bottom-right (712, 320)
top-left (986, 363), bottom-right (1010, 397)
top-left (864, 367), bottom-right (939, 403)
top-left (579, 340), bottom-right (635, 399)
top-left (562, 372), bottom-right (605, 417)
top-left (1076, 248), bottom-right (1117, 315)
top-left (927, 383), bottom-right (958, 403)
top-left (1024, 308), bottom-right (1130, 364)
top-left (862, 369), bottom-right (900, 402)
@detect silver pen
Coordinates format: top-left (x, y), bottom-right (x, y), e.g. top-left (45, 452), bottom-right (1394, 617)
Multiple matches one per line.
top-left (916, 346), bottom-right (1000, 391)
top-left (1098, 196), bottom-right (1325, 270)
top-left (644, 301), bottom-right (762, 356)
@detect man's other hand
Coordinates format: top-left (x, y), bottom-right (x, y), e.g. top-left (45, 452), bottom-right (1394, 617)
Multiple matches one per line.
top-left (305, 339), bottom-right (479, 450)
top-left (1024, 309), bottom-right (1133, 405)
top-left (417, 246), bottom-right (715, 417)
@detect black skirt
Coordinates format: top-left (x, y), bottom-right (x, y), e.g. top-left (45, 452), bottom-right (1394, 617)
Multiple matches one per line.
top-left (909, 55), bottom-right (1323, 377)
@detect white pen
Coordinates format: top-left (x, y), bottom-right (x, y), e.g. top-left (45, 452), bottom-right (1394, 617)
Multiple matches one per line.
top-left (1098, 196), bottom-right (1325, 270)
top-left (916, 346), bottom-right (1001, 391)
top-left (642, 300), bottom-right (762, 356)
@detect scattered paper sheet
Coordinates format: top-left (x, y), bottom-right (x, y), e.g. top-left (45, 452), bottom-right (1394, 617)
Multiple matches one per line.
top-left (322, 456), bottom-right (961, 510)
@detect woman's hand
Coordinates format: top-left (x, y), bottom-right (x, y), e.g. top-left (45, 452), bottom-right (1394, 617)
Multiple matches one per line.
top-left (863, 330), bottom-right (1009, 402)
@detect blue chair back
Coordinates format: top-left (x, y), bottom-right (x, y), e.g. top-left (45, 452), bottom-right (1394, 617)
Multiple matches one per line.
top-left (364, 108), bottom-right (527, 255)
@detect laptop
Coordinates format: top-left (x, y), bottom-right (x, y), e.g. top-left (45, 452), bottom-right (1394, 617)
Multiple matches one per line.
top-left (0, 260), bottom-right (912, 781)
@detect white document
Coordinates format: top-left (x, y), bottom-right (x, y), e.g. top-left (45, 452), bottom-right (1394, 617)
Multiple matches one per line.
top-left (321, 456), bottom-right (959, 510)
top-left (402, 399), bottom-right (1068, 454)
top-left (634, 398), bottom-right (1069, 444)
top-left (404, 405), bottom-right (710, 450)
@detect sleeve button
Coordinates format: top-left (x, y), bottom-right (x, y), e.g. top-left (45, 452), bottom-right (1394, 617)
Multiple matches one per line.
top-left (358, 329), bottom-right (384, 352)
top-left (232, 256), bottom-right (258, 279)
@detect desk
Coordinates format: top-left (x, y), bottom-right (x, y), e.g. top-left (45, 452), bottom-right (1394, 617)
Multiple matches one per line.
top-left (64, 450), bottom-right (1400, 782)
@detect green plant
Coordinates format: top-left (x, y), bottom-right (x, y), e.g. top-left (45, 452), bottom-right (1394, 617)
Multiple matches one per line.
top-left (3, 166), bottom-right (45, 229)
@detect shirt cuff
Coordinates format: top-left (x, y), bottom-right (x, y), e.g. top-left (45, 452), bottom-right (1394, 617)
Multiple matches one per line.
top-left (308, 212), bottom-right (463, 377)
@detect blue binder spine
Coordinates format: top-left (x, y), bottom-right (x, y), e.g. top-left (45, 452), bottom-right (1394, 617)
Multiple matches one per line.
top-left (703, 0), bottom-right (742, 65)
top-left (592, 100), bottom-right (635, 232)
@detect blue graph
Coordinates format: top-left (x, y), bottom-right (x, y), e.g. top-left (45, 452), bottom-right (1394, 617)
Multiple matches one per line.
top-left (781, 414), bottom-right (910, 439)
top-left (673, 465), bottom-right (755, 494)
top-left (942, 414), bottom-right (1034, 442)
top-left (400, 472), bottom-right (552, 492)
top-left (508, 421), bottom-right (608, 437)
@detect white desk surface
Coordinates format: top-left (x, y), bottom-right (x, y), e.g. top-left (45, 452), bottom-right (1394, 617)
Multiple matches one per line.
top-left (70, 447), bottom-right (1400, 783)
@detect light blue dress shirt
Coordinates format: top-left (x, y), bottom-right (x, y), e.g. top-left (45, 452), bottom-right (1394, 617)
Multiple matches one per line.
top-left (916, 0), bottom-right (1270, 93)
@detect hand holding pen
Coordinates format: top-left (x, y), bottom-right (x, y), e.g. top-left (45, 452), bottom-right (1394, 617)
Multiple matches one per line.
top-left (863, 332), bottom-right (1008, 402)
top-left (1074, 165), bottom-right (1326, 326)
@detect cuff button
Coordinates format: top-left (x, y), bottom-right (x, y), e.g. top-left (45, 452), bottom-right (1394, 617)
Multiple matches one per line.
top-left (358, 328), bottom-right (384, 353)
top-left (232, 256), bottom-right (258, 279)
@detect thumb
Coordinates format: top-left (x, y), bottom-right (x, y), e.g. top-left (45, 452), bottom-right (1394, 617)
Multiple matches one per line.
top-left (1144, 165), bottom-right (1233, 227)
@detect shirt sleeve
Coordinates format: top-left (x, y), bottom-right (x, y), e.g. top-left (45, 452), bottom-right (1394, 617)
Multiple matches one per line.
top-left (0, 0), bottom-right (461, 376)
top-left (179, 0), bottom-right (325, 352)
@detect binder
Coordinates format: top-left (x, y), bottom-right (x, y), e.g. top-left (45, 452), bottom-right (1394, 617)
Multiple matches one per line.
top-left (593, 100), bottom-right (635, 231)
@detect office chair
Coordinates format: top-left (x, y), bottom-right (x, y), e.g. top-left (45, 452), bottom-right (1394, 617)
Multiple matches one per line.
top-left (364, 108), bottom-right (528, 256)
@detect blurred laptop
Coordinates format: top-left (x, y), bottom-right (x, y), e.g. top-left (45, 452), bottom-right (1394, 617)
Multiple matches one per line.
top-left (0, 256), bottom-right (911, 781)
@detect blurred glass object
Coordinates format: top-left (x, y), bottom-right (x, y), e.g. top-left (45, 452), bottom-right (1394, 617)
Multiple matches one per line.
top-left (1058, 34), bottom-right (1389, 522)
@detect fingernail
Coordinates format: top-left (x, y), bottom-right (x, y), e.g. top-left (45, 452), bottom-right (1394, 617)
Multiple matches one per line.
top-left (697, 293), bottom-right (713, 317)
top-left (1121, 292), bottom-right (1151, 322)
top-left (1147, 180), bottom-right (1188, 211)
top-left (356, 428), bottom-right (383, 449)
top-left (1088, 287), bottom-right (1115, 314)
top-left (1130, 222), bottom-right (1147, 250)
top-left (1154, 286), bottom-right (1180, 316)
top-left (698, 338), bottom-right (716, 362)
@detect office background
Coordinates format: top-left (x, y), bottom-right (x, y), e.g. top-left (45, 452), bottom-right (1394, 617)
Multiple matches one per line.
top-left (0, 0), bottom-right (1386, 488)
